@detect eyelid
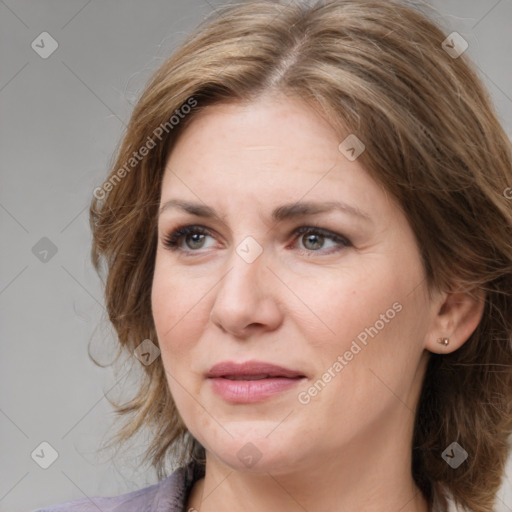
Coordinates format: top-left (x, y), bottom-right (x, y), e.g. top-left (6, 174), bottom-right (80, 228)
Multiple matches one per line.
top-left (162, 225), bottom-right (219, 252)
top-left (161, 223), bottom-right (351, 255)
top-left (290, 225), bottom-right (351, 253)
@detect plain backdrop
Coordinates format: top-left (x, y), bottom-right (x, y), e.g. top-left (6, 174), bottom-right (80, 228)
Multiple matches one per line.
top-left (1, 1), bottom-right (511, 511)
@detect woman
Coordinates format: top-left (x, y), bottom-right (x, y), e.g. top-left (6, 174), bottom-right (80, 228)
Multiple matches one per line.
top-left (35, 0), bottom-right (512, 511)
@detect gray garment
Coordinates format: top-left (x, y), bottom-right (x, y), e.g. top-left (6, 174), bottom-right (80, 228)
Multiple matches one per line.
top-left (32, 459), bottom-right (205, 512)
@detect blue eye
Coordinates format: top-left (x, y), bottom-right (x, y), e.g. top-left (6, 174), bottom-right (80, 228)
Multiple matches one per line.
top-left (162, 225), bottom-right (351, 256)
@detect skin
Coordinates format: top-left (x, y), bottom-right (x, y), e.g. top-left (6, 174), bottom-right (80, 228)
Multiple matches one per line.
top-left (151, 92), bottom-right (485, 512)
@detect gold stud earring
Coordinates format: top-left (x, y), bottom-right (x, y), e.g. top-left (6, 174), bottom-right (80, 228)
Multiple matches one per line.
top-left (437, 337), bottom-right (450, 346)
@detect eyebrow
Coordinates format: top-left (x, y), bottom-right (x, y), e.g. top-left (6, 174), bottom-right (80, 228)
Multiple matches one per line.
top-left (158, 199), bottom-right (372, 224)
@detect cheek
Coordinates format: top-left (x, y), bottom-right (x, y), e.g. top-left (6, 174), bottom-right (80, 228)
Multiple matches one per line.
top-left (151, 265), bottom-right (210, 413)
top-left (293, 258), bottom-right (426, 393)
top-left (289, 260), bottom-right (405, 345)
top-left (319, 270), bottom-right (426, 398)
top-left (294, 278), bottom-right (424, 434)
top-left (151, 262), bottom-right (208, 363)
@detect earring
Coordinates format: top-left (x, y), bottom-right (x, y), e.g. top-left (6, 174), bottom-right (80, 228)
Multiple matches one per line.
top-left (437, 337), bottom-right (450, 346)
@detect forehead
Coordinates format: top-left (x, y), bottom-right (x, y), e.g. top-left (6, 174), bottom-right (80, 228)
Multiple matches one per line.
top-left (166, 93), bottom-right (340, 165)
top-left (159, 94), bottom-right (390, 220)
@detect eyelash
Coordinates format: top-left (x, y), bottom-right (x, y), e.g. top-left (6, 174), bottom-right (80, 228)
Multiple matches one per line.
top-left (162, 224), bottom-right (351, 257)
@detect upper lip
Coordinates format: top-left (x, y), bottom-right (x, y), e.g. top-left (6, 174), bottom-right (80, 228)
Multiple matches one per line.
top-left (206, 360), bottom-right (306, 379)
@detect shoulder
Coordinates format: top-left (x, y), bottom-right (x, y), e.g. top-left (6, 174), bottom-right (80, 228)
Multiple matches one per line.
top-left (31, 478), bottom-right (165, 512)
top-left (31, 459), bottom-right (205, 512)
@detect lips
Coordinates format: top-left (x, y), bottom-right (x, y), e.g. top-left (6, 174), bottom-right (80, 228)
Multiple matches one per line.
top-left (206, 361), bottom-right (306, 403)
top-left (206, 361), bottom-right (305, 380)
top-left (223, 374), bottom-right (279, 381)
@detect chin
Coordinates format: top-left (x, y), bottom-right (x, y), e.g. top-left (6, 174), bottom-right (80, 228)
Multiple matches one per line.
top-left (202, 433), bottom-right (306, 475)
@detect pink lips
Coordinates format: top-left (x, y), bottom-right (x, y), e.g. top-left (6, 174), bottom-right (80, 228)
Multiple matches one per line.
top-left (206, 360), bottom-right (306, 403)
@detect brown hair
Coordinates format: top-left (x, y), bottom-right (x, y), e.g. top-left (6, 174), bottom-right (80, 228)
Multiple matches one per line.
top-left (89, 1), bottom-right (512, 511)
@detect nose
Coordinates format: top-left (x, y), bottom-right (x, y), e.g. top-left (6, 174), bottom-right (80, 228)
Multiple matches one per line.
top-left (209, 248), bottom-right (283, 338)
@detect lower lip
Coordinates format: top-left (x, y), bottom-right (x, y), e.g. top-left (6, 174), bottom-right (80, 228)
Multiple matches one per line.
top-left (208, 377), bottom-right (304, 403)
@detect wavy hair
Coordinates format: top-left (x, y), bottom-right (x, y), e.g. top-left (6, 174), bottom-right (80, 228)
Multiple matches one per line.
top-left (88, 1), bottom-right (512, 511)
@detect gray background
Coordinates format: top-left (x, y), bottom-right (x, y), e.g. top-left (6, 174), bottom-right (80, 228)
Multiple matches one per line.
top-left (1, 1), bottom-right (511, 511)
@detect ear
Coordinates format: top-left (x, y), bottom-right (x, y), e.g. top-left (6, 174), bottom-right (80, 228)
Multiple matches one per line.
top-left (425, 286), bottom-right (486, 354)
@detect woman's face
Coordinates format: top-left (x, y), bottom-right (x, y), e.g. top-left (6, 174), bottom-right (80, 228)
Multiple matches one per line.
top-left (152, 92), bottom-right (438, 475)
